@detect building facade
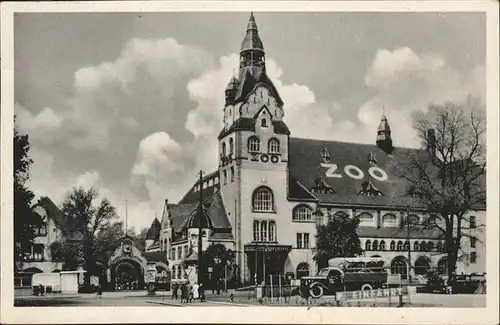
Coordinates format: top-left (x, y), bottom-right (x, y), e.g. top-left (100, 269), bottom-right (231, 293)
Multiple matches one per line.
top-left (145, 13), bottom-right (486, 285)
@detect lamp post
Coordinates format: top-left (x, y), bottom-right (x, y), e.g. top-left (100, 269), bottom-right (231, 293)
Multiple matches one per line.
top-left (197, 170), bottom-right (204, 285)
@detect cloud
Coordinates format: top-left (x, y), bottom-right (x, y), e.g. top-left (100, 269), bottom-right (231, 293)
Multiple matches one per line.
top-left (15, 104), bottom-right (63, 144)
top-left (352, 47), bottom-right (486, 148)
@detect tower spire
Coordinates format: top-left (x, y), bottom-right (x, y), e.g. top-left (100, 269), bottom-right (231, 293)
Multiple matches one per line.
top-left (376, 111), bottom-right (393, 154)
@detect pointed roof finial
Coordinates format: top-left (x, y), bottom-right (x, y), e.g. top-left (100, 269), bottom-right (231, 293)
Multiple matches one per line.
top-left (247, 11), bottom-right (258, 31)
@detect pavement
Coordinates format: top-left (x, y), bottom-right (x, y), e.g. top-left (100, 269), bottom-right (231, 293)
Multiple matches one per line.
top-left (14, 288), bottom-right (486, 308)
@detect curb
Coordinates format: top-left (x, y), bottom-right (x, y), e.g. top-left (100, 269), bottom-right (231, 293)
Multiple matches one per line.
top-left (146, 300), bottom-right (185, 307)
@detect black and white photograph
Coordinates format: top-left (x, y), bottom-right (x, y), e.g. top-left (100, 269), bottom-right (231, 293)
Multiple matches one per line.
top-left (1, 1), bottom-right (499, 324)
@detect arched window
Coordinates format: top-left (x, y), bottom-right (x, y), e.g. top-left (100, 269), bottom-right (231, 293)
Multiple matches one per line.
top-left (252, 187), bottom-right (274, 212)
top-left (268, 221), bottom-right (276, 242)
top-left (261, 118), bottom-right (268, 127)
top-left (365, 240), bottom-right (372, 251)
top-left (221, 142), bottom-right (226, 156)
top-left (229, 138), bottom-right (234, 155)
top-left (253, 221), bottom-right (260, 241)
top-left (437, 257), bottom-right (448, 274)
top-left (177, 246), bottom-right (182, 259)
top-left (248, 136), bottom-right (260, 153)
top-left (391, 256), bottom-right (408, 279)
top-left (420, 241), bottom-right (427, 251)
top-left (230, 167), bottom-right (235, 182)
top-left (414, 256), bottom-right (431, 275)
top-left (223, 170), bottom-right (227, 185)
top-left (372, 240), bottom-right (379, 251)
top-left (404, 241), bottom-right (410, 251)
top-left (293, 205), bottom-right (313, 221)
top-left (379, 240), bottom-right (386, 251)
top-left (296, 263), bottom-right (310, 279)
top-left (382, 214), bottom-right (398, 227)
top-left (436, 241), bottom-right (443, 252)
top-left (260, 221), bottom-right (268, 242)
top-left (397, 241), bottom-right (403, 251)
top-left (357, 212), bottom-right (374, 223)
top-left (268, 138), bottom-right (280, 154)
top-left (427, 241), bottom-right (434, 251)
top-left (390, 240), bottom-right (396, 251)
top-left (405, 214), bottom-right (420, 226)
top-left (414, 241), bottom-right (420, 251)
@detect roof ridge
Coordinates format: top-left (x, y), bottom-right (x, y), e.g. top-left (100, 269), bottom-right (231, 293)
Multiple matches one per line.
top-left (290, 136), bottom-right (426, 151)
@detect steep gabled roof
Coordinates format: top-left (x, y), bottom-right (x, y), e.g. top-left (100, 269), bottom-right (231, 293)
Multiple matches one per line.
top-left (288, 137), bottom-right (427, 208)
top-left (169, 191), bottom-right (232, 234)
top-left (35, 196), bottom-right (65, 229)
top-left (146, 218), bottom-right (161, 240)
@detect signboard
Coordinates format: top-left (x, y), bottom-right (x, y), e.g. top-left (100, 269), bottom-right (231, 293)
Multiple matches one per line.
top-left (321, 163), bottom-right (389, 182)
top-left (335, 286), bottom-right (415, 301)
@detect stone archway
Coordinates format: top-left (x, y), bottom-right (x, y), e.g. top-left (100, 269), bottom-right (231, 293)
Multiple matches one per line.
top-left (112, 259), bottom-right (145, 291)
top-left (414, 256), bottom-right (431, 275)
top-left (390, 256), bottom-right (408, 280)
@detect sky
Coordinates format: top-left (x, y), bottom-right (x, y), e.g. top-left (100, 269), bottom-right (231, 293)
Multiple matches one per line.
top-left (14, 12), bottom-right (486, 232)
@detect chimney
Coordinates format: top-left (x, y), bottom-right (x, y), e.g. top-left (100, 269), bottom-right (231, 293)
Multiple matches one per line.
top-left (427, 129), bottom-right (436, 157)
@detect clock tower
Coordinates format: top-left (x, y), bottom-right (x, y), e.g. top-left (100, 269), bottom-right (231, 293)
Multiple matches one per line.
top-left (217, 12), bottom-right (291, 284)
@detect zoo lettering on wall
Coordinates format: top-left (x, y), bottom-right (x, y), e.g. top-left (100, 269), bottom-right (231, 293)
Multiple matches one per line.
top-left (320, 163), bottom-right (389, 182)
top-left (251, 152), bottom-right (281, 164)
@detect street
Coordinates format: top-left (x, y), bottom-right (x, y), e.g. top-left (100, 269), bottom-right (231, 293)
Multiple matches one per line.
top-left (14, 289), bottom-right (486, 307)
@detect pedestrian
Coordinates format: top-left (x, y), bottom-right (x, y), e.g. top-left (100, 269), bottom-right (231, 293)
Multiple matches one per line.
top-left (188, 285), bottom-right (194, 303)
top-left (180, 283), bottom-right (187, 303)
top-left (97, 284), bottom-right (103, 299)
top-left (39, 284), bottom-right (45, 296)
top-left (172, 283), bottom-right (179, 300)
top-left (199, 283), bottom-right (205, 302)
top-left (192, 282), bottom-right (200, 302)
top-left (216, 279), bottom-right (221, 295)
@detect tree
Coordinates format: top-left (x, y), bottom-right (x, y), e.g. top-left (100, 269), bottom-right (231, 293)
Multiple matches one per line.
top-left (60, 187), bottom-right (118, 287)
top-left (95, 221), bottom-right (126, 267)
top-left (200, 243), bottom-right (235, 287)
top-left (390, 100), bottom-right (486, 281)
top-left (13, 123), bottom-right (41, 272)
top-left (314, 213), bottom-right (363, 269)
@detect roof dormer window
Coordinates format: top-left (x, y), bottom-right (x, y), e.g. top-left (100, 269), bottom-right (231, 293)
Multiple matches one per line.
top-left (320, 147), bottom-right (331, 163)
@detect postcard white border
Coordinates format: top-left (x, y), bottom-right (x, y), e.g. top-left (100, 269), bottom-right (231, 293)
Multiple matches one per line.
top-left (1, 1), bottom-right (499, 324)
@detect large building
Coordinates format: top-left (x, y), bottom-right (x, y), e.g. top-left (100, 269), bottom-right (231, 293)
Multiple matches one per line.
top-left (145, 13), bottom-right (486, 285)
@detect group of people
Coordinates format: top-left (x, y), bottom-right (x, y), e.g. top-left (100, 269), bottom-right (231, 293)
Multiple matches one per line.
top-left (171, 282), bottom-right (206, 303)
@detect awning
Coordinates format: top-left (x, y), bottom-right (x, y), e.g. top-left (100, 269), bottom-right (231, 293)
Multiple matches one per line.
top-left (244, 243), bottom-right (292, 253)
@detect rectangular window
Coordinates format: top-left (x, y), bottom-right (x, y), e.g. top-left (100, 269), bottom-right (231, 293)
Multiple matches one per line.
top-left (296, 233), bottom-right (310, 249)
top-left (172, 247), bottom-right (176, 260)
top-left (223, 170), bottom-right (227, 185)
top-left (178, 246), bottom-right (182, 259)
top-left (470, 236), bottom-right (477, 248)
top-left (230, 167), bottom-right (235, 182)
top-left (303, 233), bottom-right (310, 249)
top-left (470, 252), bottom-right (477, 264)
top-left (470, 216), bottom-right (476, 229)
top-left (33, 244), bottom-right (44, 261)
top-left (184, 245), bottom-right (188, 257)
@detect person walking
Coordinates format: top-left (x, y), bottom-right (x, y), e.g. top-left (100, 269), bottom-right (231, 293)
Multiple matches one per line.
top-left (188, 284), bottom-right (194, 303)
top-left (192, 282), bottom-right (200, 302)
top-left (180, 283), bottom-right (188, 303)
top-left (172, 283), bottom-right (178, 300)
top-left (97, 284), bottom-right (103, 299)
